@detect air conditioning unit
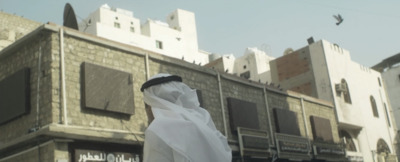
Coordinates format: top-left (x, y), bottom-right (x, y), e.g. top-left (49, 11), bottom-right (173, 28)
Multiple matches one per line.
top-left (335, 83), bottom-right (347, 92)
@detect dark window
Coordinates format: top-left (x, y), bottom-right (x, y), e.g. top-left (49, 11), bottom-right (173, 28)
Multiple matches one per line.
top-left (339, 130), bottom-right (357, 152)
top-left (310, 116), bottom-right (333, 142)
top-left (273, 108), bottom-right (301, 136)
top-left (156, 40), bottom-right (163, 49)
top-left (0, 68), bottom-right (30, 125)
top-left (240, 71), bottom-right (250, 79)
top-left (114, 22), bottom-right (120, 28)
top-left (377, 139), bottom-right (391, 154)
top-left (342, 79), bottom-right (352, 104)
top-left (82, 62), bottom-right (134, 115)
top-left (370, 96), bottom-right (379, 117)
top-left (378, 77), bottom-right (382, 87)
top-left (130, 27), bottom-right (135, 33)
top-left (243, 65), bottom-right (247, 69)
top-left (398, 74), bottom-right (400, 81)
top-left (384, 103), bottom-right (391, 127)
top-left (227, 97), bottom-right (259, 132)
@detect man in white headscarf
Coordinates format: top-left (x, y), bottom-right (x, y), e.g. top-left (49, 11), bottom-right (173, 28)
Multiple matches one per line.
top-left (141, 73), bottom-right (232, 162)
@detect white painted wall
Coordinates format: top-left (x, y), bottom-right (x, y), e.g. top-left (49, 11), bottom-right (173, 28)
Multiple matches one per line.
top-left (234, 47), bottom-right (274, 83)
top-left (382, 65), bottom-right (400, 130)
top-left (310, 40), bottom-right (397, 161)
top-left (79, 4), bottom-right (209, 65)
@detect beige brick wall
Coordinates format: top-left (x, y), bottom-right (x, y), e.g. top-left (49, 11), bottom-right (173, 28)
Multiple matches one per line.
top-left (303, 100), bottom-right (340, 143)
top-left (0, 31), bottom-right (53, 142)
top-left (54, 34), bottom-right (148, 132)
top-left (220, 78), bottom-right (269, 140)
top-left (0, 11), bottom-right (41, 51)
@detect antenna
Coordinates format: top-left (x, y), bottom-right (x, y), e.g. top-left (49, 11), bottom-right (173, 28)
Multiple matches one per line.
top-left (63, 3), bottom-right (78, 30)
top-left (260, 43), bottom-right (271, 55)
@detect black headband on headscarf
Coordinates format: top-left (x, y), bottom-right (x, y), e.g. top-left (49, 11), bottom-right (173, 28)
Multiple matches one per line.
top-left (140, 75), bottom-right (182, 92)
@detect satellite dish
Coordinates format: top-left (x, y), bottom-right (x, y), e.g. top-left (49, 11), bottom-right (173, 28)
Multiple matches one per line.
top-left (63, 3), bottom-right (78, 30)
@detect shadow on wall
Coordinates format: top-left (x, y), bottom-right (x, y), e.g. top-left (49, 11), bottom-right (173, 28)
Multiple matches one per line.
top-left (395, 131), bottom-right (400, 160)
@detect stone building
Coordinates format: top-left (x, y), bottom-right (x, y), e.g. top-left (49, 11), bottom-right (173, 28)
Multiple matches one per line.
top-left (0, 11), bottom-right (41, 51)
top-left (0, 20), bottom-right (346, 161)
top-left (270, 39), bottom-right (398, 161)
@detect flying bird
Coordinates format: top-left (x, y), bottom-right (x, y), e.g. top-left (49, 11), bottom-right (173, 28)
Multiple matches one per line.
top-left (333, 14), bottom-right (344, 26)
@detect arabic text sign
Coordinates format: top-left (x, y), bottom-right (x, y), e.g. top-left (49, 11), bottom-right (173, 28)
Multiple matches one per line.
top-left (75, 149), bottom-right (140, 162)
top-left (278, 141), bottom-right (309, 154)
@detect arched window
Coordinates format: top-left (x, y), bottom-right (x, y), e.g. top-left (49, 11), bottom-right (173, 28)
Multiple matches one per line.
top-left (377, 139), bottom-right (390, 154)
top-left (370, 96), bottom-right (379, 117)
top-left (339, 130), bottom-right (357, 152)
top-left (342, 79), bottom-right (352, 104)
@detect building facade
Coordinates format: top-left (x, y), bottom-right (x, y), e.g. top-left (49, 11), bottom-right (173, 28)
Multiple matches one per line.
top-left (206, 47), bottom-right (275, 84)
top-left (79, 4), bottom-right (209, 65)
top-left (270, 39), bottom-right (398, 161)
top-left (0, 11), bottom-right (41, 51)
top-left (373, 53), bottom-right (400, 159)
top-left (0, 17), bottom-right (347, 161)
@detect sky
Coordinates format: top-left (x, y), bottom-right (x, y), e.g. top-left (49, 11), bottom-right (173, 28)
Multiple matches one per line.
top-left (1, 0), bottom-right (399, 67)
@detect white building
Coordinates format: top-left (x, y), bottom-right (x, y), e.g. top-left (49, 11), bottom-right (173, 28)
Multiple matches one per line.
top-left (270, 40), bottom-right (398, 161)
top-left (205, 47), bottom-right (275, 83)
top-left (79, 4), bottom-right (209, 65)
top-left (373, 53), bottom-right (400, 158)
top-left (234, 47), bottom-right (275, 83)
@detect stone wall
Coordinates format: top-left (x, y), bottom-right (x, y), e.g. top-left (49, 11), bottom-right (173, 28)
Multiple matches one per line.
top-left (0, 31), bottom-right (53, 142)
top-left (0, 11), bottom-right (41, 51)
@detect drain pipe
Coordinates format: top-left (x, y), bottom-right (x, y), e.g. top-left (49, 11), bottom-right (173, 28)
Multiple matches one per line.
top-left (300, 97), bottom-right (312, 156)
top-left (217, 72), bottom-right (228, 137)
top-left (60, 28), bottom-right (68, 126)
top-left (35, 37), bottom-right (42, 129)
top-left (145, 53), bottom-right (150, 80)
top-left (263, 87), bottom-right (275, 146)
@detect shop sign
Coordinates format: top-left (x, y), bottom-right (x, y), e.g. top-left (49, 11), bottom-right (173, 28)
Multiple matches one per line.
top-left (347, 156), bottom-right (363, 162)
top-left (315, 146), bottom-right (345, 156)
top-left (278, 141), bottom-right (309, 153)
top-left (242, 135), bottom-right (269, 150)
top-left (75, 149), bottom-right (139, 162)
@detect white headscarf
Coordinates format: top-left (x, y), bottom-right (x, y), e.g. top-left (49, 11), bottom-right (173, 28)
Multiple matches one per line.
top-left (142, 73), bottom-right (232, 162)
